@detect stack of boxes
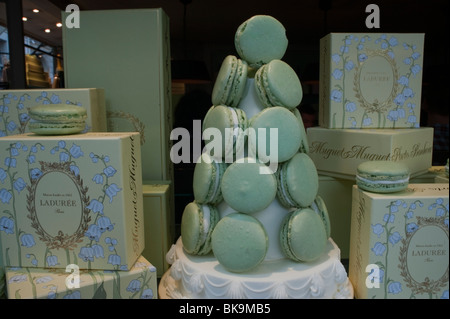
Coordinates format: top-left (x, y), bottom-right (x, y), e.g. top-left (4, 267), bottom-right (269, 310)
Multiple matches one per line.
top-left (0, 8), bottom-right (176, 299)
top-left (312, 32), bottom-right (449, 299)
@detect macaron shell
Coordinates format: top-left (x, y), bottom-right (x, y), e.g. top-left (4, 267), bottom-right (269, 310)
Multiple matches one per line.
top-left (181, 202), bottom-right (203, 255)
top-left (28, 122), bottom-right (86, 135)
top-left (212, 55), bottom-right (238, 106)
top-left (29, 104), bottom-right (87, 122)
top-left (280, 208), bottom-right (327, 262)
top-left (249, 106), bottom-right (301, 163)
top-left (277, 153), bottom-right (319, 208)
top-left (181, 202), bottom-right (218, 255)
top-left (202, 105), bottom-right (248, 159)
top-left (234, 15), bottom-right (288, 68)
top-left (221, 158), bottom-right (277, 214)
top-left (212, 212), bottom-right (268, 272)
top-left (356, 160), bottom-right (410, 193)
top-left (29, 104), bottom-right (87, 135)
top-left (193, 153), bottom-right (227, 204)
top-left (310, 195), bottom-right (331, 238)
top-left (255, 60), bottom-right (303, 109)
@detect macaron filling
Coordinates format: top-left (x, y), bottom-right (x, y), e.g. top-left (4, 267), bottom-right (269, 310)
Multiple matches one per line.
top-left (198, 204), bottom-right (211, 249)
top-left (206, 160), bottom-right (222, 203)
top-left (356, 174), bottom-right (410, 185)
top-left (277, 163), bottom-right (298, 207)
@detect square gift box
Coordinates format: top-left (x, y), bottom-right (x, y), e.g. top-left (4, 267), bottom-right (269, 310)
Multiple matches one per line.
top-left (307, 126), bottom-right (433, 180)
top-left (349, 183), bottom-right (449, 299)
top-left (0, 132), bottom-right (144, 270)
top-left (0, 88), bottom-right (106, 136)
top-left (141, 182), bottom-right (175, 278)
top-left (319, 33), bottom-right (425, 129)
top-left (5, 255), bottom-right (157, 299)
top-left (63, 8), bottom-right (173, 182)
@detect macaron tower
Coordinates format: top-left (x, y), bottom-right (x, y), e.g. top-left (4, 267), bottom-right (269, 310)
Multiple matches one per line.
top-left (161, 15), bottom-right (353, 299)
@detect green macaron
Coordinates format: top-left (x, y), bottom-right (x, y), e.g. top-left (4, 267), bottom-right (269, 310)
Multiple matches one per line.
top-left (181, 201), bottom-right (220, 256)
top-left (220, 157), bottom-right (277, 214)
top-left (28, 104), bottom-right (87, 135)
top-left (310, 195), bottom-right (331, 238)
top-left (193, 153), bottom-right (228, 205)
top-left (212, 55), bottom-right (248, 107)
top-left (356, 160), bottom-right (410, 193)
top-left (249, 106), bottom-right (301, 163)
top-left (279, 207), bottom-right (327, 262)
top-left (276, 152), bottom-right (319, 208)
top-left (202, 105), bottom-right (248, 161)
top-left (234, 15), bottom-right (288, 68)
top-left (211, 212), bottom-right (268, 272)
top-left (254, 59), bottom-right (303, 110)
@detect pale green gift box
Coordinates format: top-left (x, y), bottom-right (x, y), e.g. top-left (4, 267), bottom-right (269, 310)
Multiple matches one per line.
top-left (318, 169), bottom-right (450, 261)
top-left (349, 183), bottom-right (449, 299)
top-left (62, 8), bottom-right (173, 182)
top-left (141, 181), bottom-right (175, 278)
top-left (0, 132), bottom-right (144, 270)
top-left (0, 88), bottom-right (106, 136)
top-left (307, 126), bottom-right (433, 180)
top-left (319, 33), bottom-right (425, 129)
top-left (5, 255), bottom-right (157, 299)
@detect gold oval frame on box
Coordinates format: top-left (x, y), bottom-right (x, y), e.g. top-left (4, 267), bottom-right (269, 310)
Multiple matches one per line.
top-left (353, 49), bottom-right (399, 114)
top-left (26, 161), bottom-right (91, 250)
top-left (399, 216), bottom-right (449, 296)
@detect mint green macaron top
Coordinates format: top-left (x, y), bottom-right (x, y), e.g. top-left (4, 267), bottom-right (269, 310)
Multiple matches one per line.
top-left (28, 104), bottom-right (87, 135)
top-left (249, 106), bottom-right (301, 163)
top-left (212, 212), bottom-right (268, 273)
top-left (356, 160), bottom-right (410, 193)
top-left (254, 59), bottom-right (303, 110)
top-left (280, 207), bottom-right (327, 262)
top-left (276, 152), bottom-right (319, 208)
top-left (234, 15), bottom-right (288, 68)
top-left (212, 55), bottom-right (248, 107)
top-left (193, 153), bottom-right (228, 205)
top-left (202, 105), bottom-right (248, 160)
top-left (181, 201), bottom-right (219, 256)
top-left (220, 157), bottom-right (277, 214)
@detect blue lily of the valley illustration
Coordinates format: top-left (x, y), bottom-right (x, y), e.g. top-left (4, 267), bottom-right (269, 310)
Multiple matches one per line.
top-left (0, 91), bottom-right (88, 137)
top-left (367, 197), bottom-right (449, 299)
top-left (0, 139), bottom-right (128, 270)
top-left (6, 261), bottom-right (156, 299)
top-left (330, 34), bottom-right (421, 128)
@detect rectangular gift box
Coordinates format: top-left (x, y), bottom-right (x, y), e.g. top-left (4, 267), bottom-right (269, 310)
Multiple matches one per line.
top-left (319, 33), bottom-right (425, 129)
top-left (0, 132), bottom-right (144, 270)
top-left (0, 88), bottom-right (107, 136)
top-left (141, 181), bottom-right (175, 278)
top-left (307, 126), bottom-right (433, 180)
top-left (349, 183), bottom-right (449, 299)
top-left (5, 255), bottom-right (157, 299)
top-left (63, 8), bottom-right (173, 182)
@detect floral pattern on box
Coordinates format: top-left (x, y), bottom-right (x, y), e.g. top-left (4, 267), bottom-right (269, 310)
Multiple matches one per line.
top-left (0, 133), bottom-right (142, 270)
top-left (321, 33), bottom-right (424, 129)
top-left (6, 256), bottom-right (157, 299)
top-left (367, 197), bottom-right (449, 298)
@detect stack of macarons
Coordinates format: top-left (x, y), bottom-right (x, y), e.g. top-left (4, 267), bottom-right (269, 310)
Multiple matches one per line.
top-left (179, 15), bottom-right (329, 273)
